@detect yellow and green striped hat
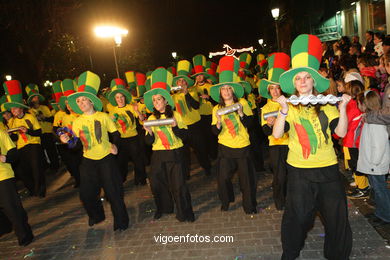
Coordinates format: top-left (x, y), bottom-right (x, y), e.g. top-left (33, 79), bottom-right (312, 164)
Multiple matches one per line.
top-left (59, 79), bottom-right (77, 110)
top-left (125, 71), bottom-right (136, 89)
top-left (172, 60), bottom-right (194, 87)
top-left (26, 83), bottom-right (45, 104)
top-left (67, 71), bottom-right (103, 114)
top-left (143, 68), bottom-right (174, 111)
top-left (279, 34), bottom-right (329, 94)
top-left (108, 78), bottom-right (132, 106)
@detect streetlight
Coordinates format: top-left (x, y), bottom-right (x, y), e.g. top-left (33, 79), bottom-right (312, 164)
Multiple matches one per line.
top-left (172, 52), bottom-right (177, 59)
top-left (258, 39), bottom-right (264, 46)
top-left (44, 80), bottom-right (53, 87)
top-left (271, 8), bottom-right (280, 51)
top-left (5, 75), bottom-right (12, 81)
top-left (94, 25), bottom-right (128, 78)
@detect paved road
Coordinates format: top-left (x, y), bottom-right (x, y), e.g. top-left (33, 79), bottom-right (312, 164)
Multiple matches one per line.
top-left (0, 163), bottom-right (389, 260)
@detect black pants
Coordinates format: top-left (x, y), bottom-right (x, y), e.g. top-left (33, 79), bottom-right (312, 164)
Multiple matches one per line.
top-left (281, 164), bottom-right (352, 260)
top-left (269, 145), bottom-right (288, 210)
top-left (79, 154), bottom-right (129, 230)
top-left (149, 148), bottom-right (194, 221)
top-left (117, 136), bottom-right (147, 183)
top-left (57, 144), bottom-right (82, 186)
top-left (16, 144), bottom-right (46, 197)
top-left (184, 120), bottom-right (211, 177)
top-left (41, 133), bottom-right (60, 170)
top-left (216, 145), bottom-right (257, 214)
top-left (0, 178), bottom-right (33, 245)
top-left (200, 115), bottom-right (217, 159)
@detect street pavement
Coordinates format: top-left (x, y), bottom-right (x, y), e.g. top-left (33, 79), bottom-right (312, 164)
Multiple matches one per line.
top-left (0, 162), bottom-right (389, 260)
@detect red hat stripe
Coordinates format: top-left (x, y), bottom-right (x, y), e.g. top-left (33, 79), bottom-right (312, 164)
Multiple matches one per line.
top-left (152, 82), bottom-right (169, 90)
top-left (219, 56), bottom-right (235, 71)
top-left (272, 53), bottom-right (291, 71)
top-left (239, 61), bottom-right (247, 69)
top-left (194, 65), bottom-right (205, 73)
top-left (78, 84), bottom-right (86, 92)
top-left (308, 34), bottom-right (322, 62)
top-left (63, 89), bottom-right (75, 96)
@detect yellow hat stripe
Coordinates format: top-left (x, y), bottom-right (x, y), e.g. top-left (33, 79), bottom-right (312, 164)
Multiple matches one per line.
top-left (292, 53), bottom-right (309, 68)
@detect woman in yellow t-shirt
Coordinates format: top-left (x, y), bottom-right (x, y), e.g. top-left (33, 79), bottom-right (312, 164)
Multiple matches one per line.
top-left (0, 130), bottom-right (34, 246)
top-left (61, 71), bottom-right (129, 231)
top-left (143, 69), bottom-right (195, 222)
top-left (210, 84), bottom-right (257, 215)
top-left (272, 34), bottom-right (352, 260)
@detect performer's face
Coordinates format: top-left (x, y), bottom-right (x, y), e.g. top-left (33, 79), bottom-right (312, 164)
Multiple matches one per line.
top-left (220, 85), bottom-right (234, 101)
top-left (152, 95), bottom-right (167, 112)
top-left (196, 74), bottom-right (205, 83)
top-left (115, 93), bottom-right (126, 107)
top-left (31, 96), bottom-right (40, 108)
top-left (176, 78), bottom-right (188, 88)
top-left (294, 71), bottom-right (314, 96)
top-left (3, 111), bottom-right (12, 120)
top-left (76, 96), bottom-right (94, 113)
top-left (269, 84), bottom-right (281, 100)
top-left (11, 107), bottom-right (23, 118)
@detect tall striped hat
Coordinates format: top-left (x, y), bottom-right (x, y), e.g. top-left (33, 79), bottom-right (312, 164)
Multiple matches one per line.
top-left (26, 83), bottom-right (44, 104)
top-left (108, 78), bottom-right (132, 106)
top-left (59, 79), bottom-right (77, 110)
top-left (172, 60), bottom-right (194, 87)
top-left (143, 68), bottom-right (174, 111)
top-left (125, 71), bottom-right (136, 89)
top-left (192, 54), bottom-right (211, 78)
top-left (3, 80), bottom-right (29, 109)
top-left (135, 72), bottom-right (147, 98)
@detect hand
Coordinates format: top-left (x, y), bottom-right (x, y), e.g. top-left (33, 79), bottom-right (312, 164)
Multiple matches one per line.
top-left (60, 134), bottom-right (70, 144)
top-left (19, 126), bottom-right (27, 133)
top-left (110, 144), bottom-right (118, 155)
top-left (237, 103), bottom-right (244, 117)
top-left (0, 155), bottom-right (6, 163)
top-left (181, 85), bottom-right (188, 94)
top-left (339, 94), bottom-right (351, 109)
top-left (200, 94), bottom-right (209, 99)
top-left (275, 95), bottom-right (288, 113)
top-left (266, 117), bottom-right (276, 126)
top-left (171, 117), bottom-right (177, 127)
top-left (143, 125), bottom-right (152, 135)
top-left (132, 103), bottom-right (139, 112)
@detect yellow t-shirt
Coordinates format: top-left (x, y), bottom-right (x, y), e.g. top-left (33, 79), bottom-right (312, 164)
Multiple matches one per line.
top-left (72, 112), bottom-right (117, 160)
top-left (30, 105), bottom-right (53, 134)
top-left (0, 130), bottom-right (16, 181)
top-left (100, 96), bottom-right (110, 113)
top-left (109, 104), bottom-right (138, 138)
top-left (247, 93), bottom-right (257, 110)
top-left (62, 113), bottom-right (79, 129)
top-left (0, 122), bottom-right (7, 131)
top-left (285, 104), bottom-right (339, 168)
top-left (53, 110), bottom-right (67, 128)
top-left (211, 98), bottom-right (252, 149)
top-left (172, 91), bottom-right (201, 126)
top-left (194, 82), bottom-right (213, 115)
top-left (106, 103), bottom-right (115, 113)
top-left (261, 99), bottom-right (289, 146)
top-left (9, 113), bottom-right (41, 149)
top-left (148, 111), bottom-right (187, 151)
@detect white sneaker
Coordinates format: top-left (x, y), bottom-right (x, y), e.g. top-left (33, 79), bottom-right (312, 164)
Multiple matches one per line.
top-left (349, 182), bottom-right (357, 187)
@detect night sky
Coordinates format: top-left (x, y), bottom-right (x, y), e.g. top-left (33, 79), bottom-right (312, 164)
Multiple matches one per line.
top-left (0, 0), bottom-right (297, 85)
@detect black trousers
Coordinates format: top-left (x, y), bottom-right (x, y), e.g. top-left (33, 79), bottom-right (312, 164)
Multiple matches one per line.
top-left (216, 145), bottom-right (257, 214)
top-left (57, 144), bottom-right (82, 186)
top-left (269, 145), bottom-right (288, 210)
top-left (149, 148), bottom-right (194, 221)
top-left (281, 164), bottom-right (352, 260)
top-left (79, 154), bottom-right (129, 230)
top-left (117, 136), bottom-right (147, 183)
top-left (41, 133), bottom-right (60, 170)
top-left (184, 120), bottom-right (211, 177)
top-left (0, 178), bottom-right (33, 245)
top-left (200, 115), bottom-right (218, 159)
top-left (16, 144), bottom-right (46, 197)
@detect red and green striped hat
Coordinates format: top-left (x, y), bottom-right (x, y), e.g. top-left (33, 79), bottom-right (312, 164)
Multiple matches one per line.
top-left (145, 70), bottom-right (153, 91)
top-left (172, 60), bottom-right (194, 87)
top-left (167, 66), bottom-right (177, 77)
top-left (280, 34), bottom-right (329, 94)
top-left (26, 83), bottom-right (45, 104)
top-left (135, 72), bottom-right (147, 98)
top-left (191, 54), bottom-right (211, 78)
top-left (206, 61), bottom-right (217, 71)
top-left (257, 54), bottom-right (267, 67)
top-left (144, 68), bottom-right (174, 111)
top-left (3, 80), bottom-right (29, 109)
top-left (258, 52), bottom-right (290, 99)
top-left (59, 79), bottom-right (77, 110)
top-left (210, 56), bottom-right (244, 103)
top-left (67, 71), bottom-right (103, 114)
top-left (205, 61), bottom-right (218, 84)
top-left (51, 80), bottom-right (63, 109)
top-left (239, 53), bottom-right (252, 70)
top-left (125, 71), bottom-right (136, 89)
top-left (108, 78), bottom-right (132, 106)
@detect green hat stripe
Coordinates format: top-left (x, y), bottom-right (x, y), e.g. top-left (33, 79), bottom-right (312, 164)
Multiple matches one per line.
top-left (193, 55), bottom-right (206, 66)
top-left (291, 34), bottom-right (309, 57)
top-left (270, 68), bottom-right (286, 82)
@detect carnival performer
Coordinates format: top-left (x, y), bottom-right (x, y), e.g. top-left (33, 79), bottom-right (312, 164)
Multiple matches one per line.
top-left (3, 80), bottom-right (47, 197)
top-left (60, 71), bottom-right (129, 230)
top-left (143, 68), bottom-right (195, 222)
top-left (259, 52), bottom-right (290, 210)
top-left (272, 34), bottom-right (352, 259)
top-left (108, 78), bottom-right (147, 185)
top-left (210, 56), bottom-right (257, 215)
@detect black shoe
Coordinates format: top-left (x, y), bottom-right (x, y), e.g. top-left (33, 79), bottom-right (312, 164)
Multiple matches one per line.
top-left (88, 217), bottom-right (105, 227)
top-left (154, 211), bottom-right (162, 220)
top-left (245, 208), bottom-right (258, 215)
top-left (18, 233), bottom-right (34, 246)
top-left (187, 214), bottom-right (195, 222)
top-left (220, 204), bottom-right (229, 211)
top-left (347, 187), bottom-right (369, 199)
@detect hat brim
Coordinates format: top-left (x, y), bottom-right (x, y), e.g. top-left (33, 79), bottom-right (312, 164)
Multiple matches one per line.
top-left (50, 103), bottom-right (60, 111)
top-left (191, 72), bottom-right (211, 79)
top-left (210, 82), bottom-right (244, 103)
top-left (144, 88), bottom-right (174, 112)
top-left (172, 75), bottom-right (195, 87)
top-left (258, 79), bottom-right (279, 99)
top-left (239, 81), bottom-right (252, 95)
top-left (279, 67), bottom-right (329, 95)
top-left (108, 89), bottom-right (132, 106)
top-left (4, 102), bottom-right (30, 110)
top-left (67, 92), bottom-right (103, 115)
top-left (27, 94), bottom-right (45, 104)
